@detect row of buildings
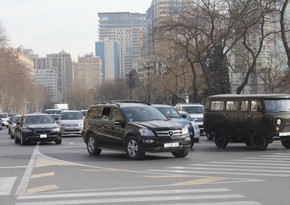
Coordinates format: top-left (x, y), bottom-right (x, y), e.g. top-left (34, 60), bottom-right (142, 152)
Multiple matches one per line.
top-left (16, 0), bottom-right (290, 104)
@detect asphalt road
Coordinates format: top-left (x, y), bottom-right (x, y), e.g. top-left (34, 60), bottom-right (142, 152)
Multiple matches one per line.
top-left (1, 127), bottom-right (290, 205)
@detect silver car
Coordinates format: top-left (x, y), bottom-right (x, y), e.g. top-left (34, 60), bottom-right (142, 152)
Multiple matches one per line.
top-left (58, 110), bottom-right (83, 137)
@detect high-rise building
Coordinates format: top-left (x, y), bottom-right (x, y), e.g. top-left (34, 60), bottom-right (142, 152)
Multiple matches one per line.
top-left (95, 39), bottom-right (119, 82)
top-left (73, 53), bottom-right (102, 90)
top-left (97, 12), bottom-right (146, 79)
top-left (34, 50), bottom-right (72, 103)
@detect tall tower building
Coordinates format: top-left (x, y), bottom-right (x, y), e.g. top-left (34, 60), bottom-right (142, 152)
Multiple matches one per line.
top-left (35, 51), bottom-right (72, 103)
top-left (95, 40), bottom-right (119, 82)
top-left (73, 53), bottom-right (102, 90)
top-left (97, 12), bottom-right (146, 79)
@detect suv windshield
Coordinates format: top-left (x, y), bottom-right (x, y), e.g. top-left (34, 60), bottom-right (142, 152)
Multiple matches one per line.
top-left (182, 106), bottom-right (204, 114)
top-left (264, 99), bottom-right (290, 113)
top-left (123, 107), bottom-right (167, 122)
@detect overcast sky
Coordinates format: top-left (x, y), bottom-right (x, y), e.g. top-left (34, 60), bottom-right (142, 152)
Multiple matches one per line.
top-left (0, 0), bottom-right (151, 61)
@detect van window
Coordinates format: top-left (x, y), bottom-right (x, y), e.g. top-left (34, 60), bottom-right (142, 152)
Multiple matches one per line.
top-left (211, 101), bottom-right (224, 111)
top-left (226, 101), bottom-right (239, 111)
top-left (241, 101), bottom-right (248, 111)
top-left (265, 99), bottom-right (290, 113)
top-left (251, 100), bottom-right (262, 112)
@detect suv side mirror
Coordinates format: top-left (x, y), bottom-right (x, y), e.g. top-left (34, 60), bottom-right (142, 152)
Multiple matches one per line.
top-left (181, 113), bottom-right (187, 118)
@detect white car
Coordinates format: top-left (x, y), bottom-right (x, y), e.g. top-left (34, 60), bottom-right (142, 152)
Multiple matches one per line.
top-left (58, 110), bottom-right (83, 137)
top-left (0, 112), bottom-right (10, 127)
top-left (178, 111), bottom-right (200, 142)
top-left (175, 103), bottom-right (205, 135)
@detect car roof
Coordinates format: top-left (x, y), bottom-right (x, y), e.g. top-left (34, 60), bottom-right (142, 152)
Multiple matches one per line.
top-left (24, 113), bottom-right (49, 116)
top-left (152, 104), bottom-right (173, 107)
top-left (92, 100), bottom-right (151, 109)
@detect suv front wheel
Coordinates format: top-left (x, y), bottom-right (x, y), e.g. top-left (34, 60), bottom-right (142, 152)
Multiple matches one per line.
top-left (86, 133), bottom-right (102, 156)
top-left (126, 136), bottom-right (145, 160)
top-left (172, 148), bottom-right (190, 158)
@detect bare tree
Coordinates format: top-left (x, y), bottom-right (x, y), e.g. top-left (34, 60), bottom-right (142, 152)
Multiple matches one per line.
top-left (279, 0), bottom-right (290, 69)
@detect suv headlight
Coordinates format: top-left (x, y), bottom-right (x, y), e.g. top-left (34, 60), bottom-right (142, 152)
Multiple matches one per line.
top-left (22, 128), bottom-right (33, 133)
top-left (139, 128), bottom-right (154, 137)
top-left (276, 119), bottom-right (282, 125)
top-left (182, 126), bottom-right (189, 135)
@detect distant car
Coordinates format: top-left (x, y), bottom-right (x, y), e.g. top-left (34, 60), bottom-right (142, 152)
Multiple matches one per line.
top-left (0, 112), bottom-right (10, 127)
top-left (175, 103), bottom-right (205, 135)
top-left (178, 111), bottom-right (200, 142)
top-left (14, 113), bottom-right (62, 145)
top-left (81, 109), bottom-right (88, 118)
top-left (8, 114), bottom-right (21, 139)
top-left (153, 104), bottom-right (195, 148)
top-left (58, 110), bottom-right (84, 137)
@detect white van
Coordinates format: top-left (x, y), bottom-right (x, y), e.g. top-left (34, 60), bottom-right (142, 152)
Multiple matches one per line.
top-left (175, 103), bottom-right (205, 135)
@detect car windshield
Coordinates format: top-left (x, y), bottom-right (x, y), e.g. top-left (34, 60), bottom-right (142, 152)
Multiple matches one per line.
top-left (60, 112), bottom-right (83, 120)
top-left (123, 107), bottom-right (168, 122)
top-left (24, 115), bottom-right (54, 124)
top-left (182, 106), bottom-right (204, 114)
top-left (0, 113), bottom-right (8, 118)
top-left (264, 99), bottom-right (290, 113)
top-left (155, 106), bottom-right (181, 118)
top-left (46, 109), bottom-right (62, 114)
top-left (13, 116), bottom-right (21, 123)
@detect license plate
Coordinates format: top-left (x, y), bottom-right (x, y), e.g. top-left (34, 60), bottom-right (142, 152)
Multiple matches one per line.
top-left (164, 142), bottom-right (179, 148)
top-left (40, 134), bottom-right (47, 138)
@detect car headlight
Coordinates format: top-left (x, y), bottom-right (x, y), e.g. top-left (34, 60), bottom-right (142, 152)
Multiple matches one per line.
top-left (182, 126), bottom-right (189, 134)
top-left (276, 119), bottom-right (282, 125)
top-left (52, 127), bottom-right (60, 132)
top-left (139, 128), bottom-right (154, 136)
top-left (22, 128), bottom-right (33, 133)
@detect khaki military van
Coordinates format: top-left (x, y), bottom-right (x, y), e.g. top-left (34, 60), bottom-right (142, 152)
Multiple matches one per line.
top-left (204, 94), bottom-right (290, 150)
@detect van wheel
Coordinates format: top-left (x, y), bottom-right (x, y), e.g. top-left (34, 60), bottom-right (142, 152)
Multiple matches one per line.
top-left (214, 133), bottom-right (228, 148)
top-left (126, 136), bottom-right (145, 160)
top-left (172, 148), bottom-right (190, 158)
top-left (281, 140), bottom-right (290, 149)
top-left (86, 134), bottom-right (101, 156)
top-left (250, 132), bottom-right (268, 151)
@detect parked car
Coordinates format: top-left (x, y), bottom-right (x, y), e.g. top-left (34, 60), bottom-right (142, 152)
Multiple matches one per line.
top-left (153, 104), bottom-right (195, 147)
top-left (8, 114), bottom-right (21, 139)
top-left (14, 113), bottom-right (62, 145)
top-left (204, 94), bottom-right (290, 150)
top-left (178, 111), bottom-right (200, 142)
top-left (58, 110), bottom-right (84, 137)
top-left (0, 112), bottom-right (10, 127)
top-left (82, 101), bottom-right (191, 160)
top-left (175, 103), bottom-right (205, 135)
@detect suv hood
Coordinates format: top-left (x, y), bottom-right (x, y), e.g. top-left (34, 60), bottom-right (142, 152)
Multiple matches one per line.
top-left (130, 120), bottom-right (184, 130)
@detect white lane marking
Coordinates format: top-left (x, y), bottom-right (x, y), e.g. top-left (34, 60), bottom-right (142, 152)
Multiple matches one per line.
top-left (15, 145), bottom-right (40, 195)
top-left (146, 169), bottom-right (290, 177)
top-left (0, 166), bottom-right (26, 169)
top-left (16, 194), bottom-right (244, 205)
top-left (0, 177), bottom-right (17, 195)
top-left (18, 188), bottom-right (231, 200)
top-left (209, 161), bottom-right (290, 166)
top-left (189, 164), bottom-right (290, 170)
top-left (154, 201), bottom-right (262, 205)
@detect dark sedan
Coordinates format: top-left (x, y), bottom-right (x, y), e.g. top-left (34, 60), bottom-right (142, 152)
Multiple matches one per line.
top-left (15, 113), bottom-right (62, 145)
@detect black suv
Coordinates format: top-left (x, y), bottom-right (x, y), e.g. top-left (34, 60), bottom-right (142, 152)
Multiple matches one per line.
top-left (82, 101), bottom-right (191, 160)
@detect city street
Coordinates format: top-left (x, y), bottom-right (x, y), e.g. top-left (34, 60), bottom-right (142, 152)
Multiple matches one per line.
top-left (1, 127), bottom-right (290, 205)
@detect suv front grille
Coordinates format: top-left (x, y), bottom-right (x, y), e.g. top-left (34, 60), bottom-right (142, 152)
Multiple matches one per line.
top-left (156, 129), bottom-right (182, 137)
top-left (34, 129), bottom-right (52, 135)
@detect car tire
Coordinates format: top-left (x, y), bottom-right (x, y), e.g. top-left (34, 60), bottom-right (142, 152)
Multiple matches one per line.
top-left (55, 138), bottom-right (62, 145)
top-left (15, 135), bottom-right (20, 144)
top-left (214, 132), bottom-right (228, 148)
top-left (126, 136), bottom-right (145, 160)
top-left (172, 148), bottom-right (190, 158)
top-left (250, 132), bottom-right (268, 151)
top-left (86, 134), bottom-right (101, 156)
top-left (20, 133), bottom-right (27, 145)
top-left (281, 140), bottom-right (290, 149)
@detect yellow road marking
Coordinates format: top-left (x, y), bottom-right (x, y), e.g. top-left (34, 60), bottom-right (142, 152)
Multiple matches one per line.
top-left (171, 177), bottom-right (224, 186)
top-left (31, 172), bottom-right (54, 179)
top-left (27, 185), bottom-right (58, 194)
top-left (34, 156), bottom-right (74, 168)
